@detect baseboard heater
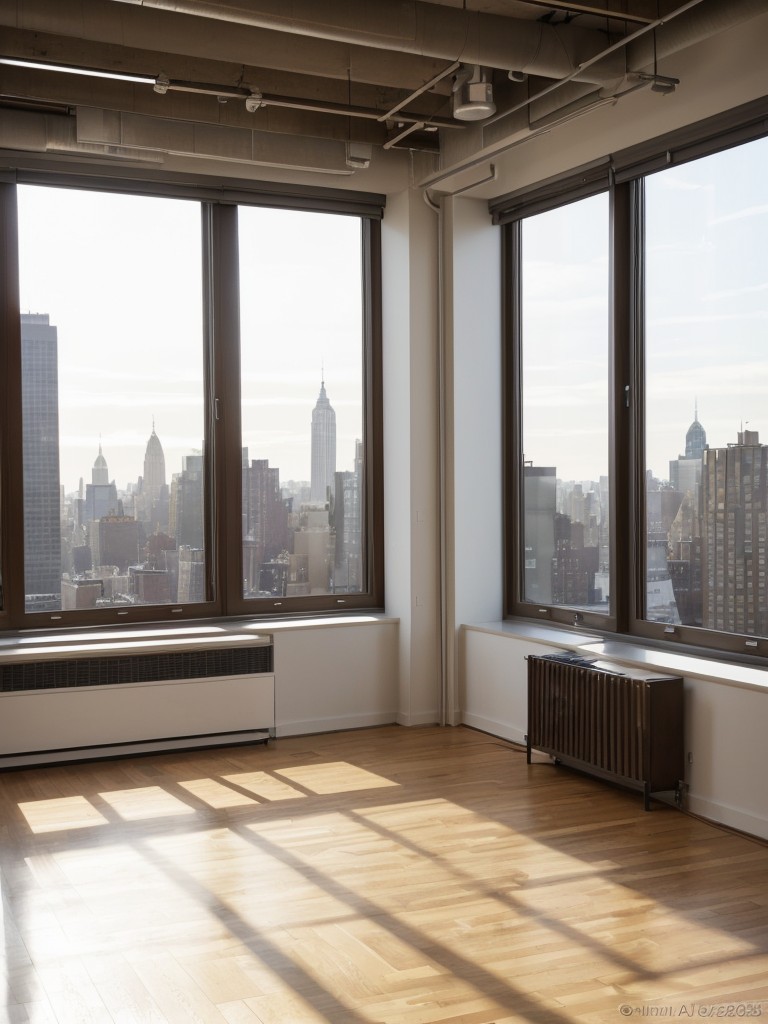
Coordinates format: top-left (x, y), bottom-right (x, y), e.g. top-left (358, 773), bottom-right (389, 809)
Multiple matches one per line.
top-left (526, 652), bottom-right (684, 809)
top-left (0, 632), bottom-right (275, 769)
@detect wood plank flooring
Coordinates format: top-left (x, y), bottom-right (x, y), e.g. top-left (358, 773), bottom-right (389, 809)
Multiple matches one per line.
top-left (1, 725), bottom-right (767, 1023)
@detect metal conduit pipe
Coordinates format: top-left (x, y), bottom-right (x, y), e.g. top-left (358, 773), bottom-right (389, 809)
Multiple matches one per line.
top-left (423, 187), bottom-right (448, 727)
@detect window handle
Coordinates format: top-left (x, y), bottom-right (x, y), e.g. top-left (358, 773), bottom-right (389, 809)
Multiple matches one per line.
top-left (624, 384), bottom-right (631, 408)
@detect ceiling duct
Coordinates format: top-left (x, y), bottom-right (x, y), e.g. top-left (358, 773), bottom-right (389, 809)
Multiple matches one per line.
top-left (108, 0), bottom-right (768, 93)
top-left (109, 0), bottom-right (628, 87)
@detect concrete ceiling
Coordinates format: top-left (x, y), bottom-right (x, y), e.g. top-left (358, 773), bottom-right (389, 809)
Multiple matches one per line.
top-left (0, 0), bottom-right (765, 189)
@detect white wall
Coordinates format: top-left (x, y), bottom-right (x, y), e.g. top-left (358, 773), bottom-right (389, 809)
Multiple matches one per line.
top-left (442, 195), bottom-right (504, 724)
top-left (683, 676), bottom-right (768, 840)
top-left (381, 189), bottom-right (442, 726)
top-left (453, 14), bottom-right (768, 840)
top-left (272, 619), bottom-right (399, 736)
top-left (460, 626), bottom-right (768, 840)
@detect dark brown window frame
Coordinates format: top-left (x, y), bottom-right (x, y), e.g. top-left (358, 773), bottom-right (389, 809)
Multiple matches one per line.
top-left (0, 171), bottom-right (385, 631)
top-left (498, 97), bottom-right (768, 663)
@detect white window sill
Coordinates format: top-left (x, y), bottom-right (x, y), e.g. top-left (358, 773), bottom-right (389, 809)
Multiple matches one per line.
top-left (0, 614), bottom-right (398, 663)
top-left (463, 620), bottom-right (768, 694)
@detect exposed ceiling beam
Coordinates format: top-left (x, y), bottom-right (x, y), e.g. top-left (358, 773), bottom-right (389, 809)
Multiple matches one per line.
top-left (109, 0), bottom-right (628, 85)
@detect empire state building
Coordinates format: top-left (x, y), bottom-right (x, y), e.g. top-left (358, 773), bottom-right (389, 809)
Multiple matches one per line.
top-left (310, 378), bottom-right (336, 504)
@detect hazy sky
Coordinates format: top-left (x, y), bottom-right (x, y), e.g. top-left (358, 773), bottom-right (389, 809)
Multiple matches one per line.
top-left (17, 186), bottom-right (363, 493)
top-left (522, 135), bottom-right (768, 484)
top-left (17, 134), bottom-right (768, 494)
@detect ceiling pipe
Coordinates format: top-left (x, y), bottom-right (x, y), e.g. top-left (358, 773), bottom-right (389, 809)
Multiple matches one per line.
top-left (110, 0), bottom-right (628, 87)
top-left (110, 0), bottom-right (768, 93)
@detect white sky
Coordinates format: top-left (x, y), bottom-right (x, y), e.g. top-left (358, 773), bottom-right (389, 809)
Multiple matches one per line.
top-left (17, 186), bottom-right (363, 493)
top-left (522, 135), bottom-right (768, 484)
top-left (18, 135), bottom-right (768, 494)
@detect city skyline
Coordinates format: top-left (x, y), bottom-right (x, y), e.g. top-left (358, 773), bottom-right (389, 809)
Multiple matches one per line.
top-left (22, 354), bottom-right (363, 607)
top-left (522, 137), bottom-right (768, 484)
top-left (60, 378), bottom-right (354, 501)
top-left (524, 403), bottom-right (768, 635)
top-left (17, 185), bottom-right (364, 492)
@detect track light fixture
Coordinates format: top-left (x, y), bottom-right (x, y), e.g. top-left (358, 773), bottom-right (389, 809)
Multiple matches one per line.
top-left (635, 71), bottom-right (679, 95)
top-left (643, 26), bottom-right (678, 96)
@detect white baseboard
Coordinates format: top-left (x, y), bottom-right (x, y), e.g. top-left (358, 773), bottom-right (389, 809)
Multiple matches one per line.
top-left (395, 711), bottom-right (440, 727)
top-left (460, 712), bottom-right (526, 746)
top-left (0, 729), bottom-right (272, 769)
top-left (275, 712), bottom-right (398, 737)
top-left (688, 793), bottom-right (768, 842)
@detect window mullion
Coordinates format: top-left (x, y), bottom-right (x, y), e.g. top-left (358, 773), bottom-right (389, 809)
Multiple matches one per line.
top-left (208, 202), bottom-right (242, 615)
top-left (504, 219), bottom-right (523, 617)
top-left (611, 178), bottom-right (640, 635)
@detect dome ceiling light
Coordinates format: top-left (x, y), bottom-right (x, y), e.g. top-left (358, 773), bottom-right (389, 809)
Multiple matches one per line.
top-left (452, 65), bottom-right (496, 122)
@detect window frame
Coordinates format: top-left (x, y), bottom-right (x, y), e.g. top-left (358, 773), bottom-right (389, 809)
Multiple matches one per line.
top-left (0, 170), bottom-right (384, 630)
top-left (498, 97), bottom-right (768, 662)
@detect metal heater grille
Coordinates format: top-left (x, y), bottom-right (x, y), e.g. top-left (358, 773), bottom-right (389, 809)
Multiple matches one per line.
top-left (0, 644), bottom-right (273, 693)
top-left (526, 653), bottom-right (683, 808)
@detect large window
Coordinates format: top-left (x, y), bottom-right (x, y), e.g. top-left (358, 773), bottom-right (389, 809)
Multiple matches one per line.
top-left (17, 186), bottom-right (206, 614)
top-left (0, 178), bottom-right (383, 629)
top-left (643, 139), bottom-right (768, 641)
top-left (238, 207), bottom-right (366, 601)
top-left (520, 194), bottom-right (610, 615)
top-left (504, 118), bottom-right (768, 658)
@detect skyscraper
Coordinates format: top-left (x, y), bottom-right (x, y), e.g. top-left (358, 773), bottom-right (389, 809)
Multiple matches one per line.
top-left (136, 423), bottom-right (168, 532)
top-left (666, 407), bottom-right (707, 627)
top-left (310, 378), bottom-right (336, 504)
top-left (21, 313), bottom-right (61, 607)
top-left (171, 453), bottom-right (205, 551)
top-left (334, 438), bottom-right (364, 592)
top-left (669, 403), bottom-right (708, 492)
top-left (84, 443), bottom-right (119, 523)
top-left (701, 428), bottom-right (768, 636)
top-left (143, 422), bottom-right (166, 496)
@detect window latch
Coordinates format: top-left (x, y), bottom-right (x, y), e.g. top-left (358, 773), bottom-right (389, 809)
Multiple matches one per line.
top-left (624, 384), bottom-right (631, 408)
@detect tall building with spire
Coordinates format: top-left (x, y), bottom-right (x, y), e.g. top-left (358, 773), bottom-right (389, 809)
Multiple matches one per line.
top-left (21, 313), bottom-right (61, 608)
top-left (670, 402), bottom-right (708, 493)
top-left (136, 423), bottom-right (169, 533)
top-left (310, 377), bottom-right (336, 504)
top-left (666, 404), bottom-right (707, 627)
top-left (143, 422), bottom-right (166, 498)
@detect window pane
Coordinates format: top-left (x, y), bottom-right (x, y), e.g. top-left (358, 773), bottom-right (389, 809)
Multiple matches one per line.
top-left (18, 186), bottom-right (206, 613)
top-left (520, 194), bottom-right (610, 612)
top-left (644, 138), bottom-right (768, 636)
top-left (238, 207), bottom-right (365, 599)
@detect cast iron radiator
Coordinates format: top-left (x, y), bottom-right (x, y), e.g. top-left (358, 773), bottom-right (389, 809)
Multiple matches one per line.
top-left (526, 653), bottom-right (684, 809)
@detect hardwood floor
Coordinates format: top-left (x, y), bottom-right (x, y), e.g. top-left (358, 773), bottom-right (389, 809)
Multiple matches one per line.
top-left (1, 725), bottom-right (767, 1023)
